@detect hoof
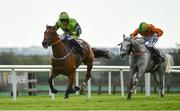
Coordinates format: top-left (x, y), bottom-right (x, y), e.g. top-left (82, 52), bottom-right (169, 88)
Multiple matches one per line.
top-left (52, 89), bottom-right (58, 94)
top-left (70, 89), bottom-right (76, 94)
top-left (67, 88), bottom-right (77, 94)
top-left (80, 89), bottom-right (86, 95)
top-left (127, 92), bottom-right (132, 100)
top-left (74, 86), bottom-right (80, 91)
top-left (161, 94), bottom-right (164, 97)
top-left (127, 97), bottom-right (131, 100)
top-left (64, 95), bottom-right (69, 99)
top-left (80, 82), bottom-right (86, 95)
top-left (80, 91), bottom-right (86, 95)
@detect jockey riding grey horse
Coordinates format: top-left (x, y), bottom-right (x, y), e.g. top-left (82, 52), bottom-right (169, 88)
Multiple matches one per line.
top-left (130, 22), bottom-right (165, 69)
top-left (118, 34), bottom-right (173, 99)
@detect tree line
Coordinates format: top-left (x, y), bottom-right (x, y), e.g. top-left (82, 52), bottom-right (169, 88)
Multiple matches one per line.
top-left (0, 47), bottom-right (180, 65)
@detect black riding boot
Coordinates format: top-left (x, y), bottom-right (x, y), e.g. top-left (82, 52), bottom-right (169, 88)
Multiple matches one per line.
top-left (148, 47), bottom-right (165, 65)
top-left (70, 39), bottom-right (85, 56)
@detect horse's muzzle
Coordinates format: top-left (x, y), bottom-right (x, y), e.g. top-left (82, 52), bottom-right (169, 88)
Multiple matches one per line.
top-left (120, 51), bottom-right (127, 60)
top-left (42, 41), bottom-right (48, 49)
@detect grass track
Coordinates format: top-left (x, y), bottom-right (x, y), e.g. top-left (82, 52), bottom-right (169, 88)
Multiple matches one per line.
top-left (0, 93), bottom-right (180, 110)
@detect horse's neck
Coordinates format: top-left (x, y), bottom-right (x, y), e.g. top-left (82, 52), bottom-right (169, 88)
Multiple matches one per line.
top-left (52, 39), bottom-right (66, 58)
top-left (131, 39), bottom-right (147, 52)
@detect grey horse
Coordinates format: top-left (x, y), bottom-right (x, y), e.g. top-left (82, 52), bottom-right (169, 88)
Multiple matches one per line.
top-left (118, 34), bottom-right (173, 99)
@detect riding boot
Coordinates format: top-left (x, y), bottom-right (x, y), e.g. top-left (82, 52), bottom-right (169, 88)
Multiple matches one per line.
top-left (70, 39), bottom-right (85, 56)
top-left (147, 47), bottom-right (165, 65)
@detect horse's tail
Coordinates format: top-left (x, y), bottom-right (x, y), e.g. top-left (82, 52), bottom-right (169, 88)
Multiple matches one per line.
top-left (165, 54), bottom-right (174, 73)
top-left (92, 48), bottom-right (110, 59)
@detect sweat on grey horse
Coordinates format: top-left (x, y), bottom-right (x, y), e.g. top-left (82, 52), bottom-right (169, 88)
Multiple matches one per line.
top-left (118, 35), bottom-right (173, 99)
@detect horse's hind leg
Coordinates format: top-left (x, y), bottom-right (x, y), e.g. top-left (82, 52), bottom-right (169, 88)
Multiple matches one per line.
top-left (48, 70), bottom-right (58, 94)
top-left (152, 71), bottom-right (164, 97)
top-left (159, 72), bottom-right (165, 97)
top-left (80, 63), bottom-right (93, 95)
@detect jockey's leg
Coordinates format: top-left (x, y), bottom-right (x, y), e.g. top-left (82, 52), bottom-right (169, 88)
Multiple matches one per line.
top-left (145, 36), bottom-right (165, 65)
top-left (150, 47), bottom-right (165, 64)
top-left (70, 39), bottom-right (85, 56)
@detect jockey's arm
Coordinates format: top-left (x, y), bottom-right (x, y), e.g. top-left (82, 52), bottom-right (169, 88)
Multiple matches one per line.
top-left (72, 22), bottom-right (82, 39)
top-left (130, 28), bottom-right (139, 39)
top-left (152, 28), bottom-right (163, 37)
top-left (53, 22), bottom-right (59, 31)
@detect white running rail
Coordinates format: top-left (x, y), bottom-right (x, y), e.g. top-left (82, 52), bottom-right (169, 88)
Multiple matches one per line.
top-left (0, 65), bottom-right (179, 101)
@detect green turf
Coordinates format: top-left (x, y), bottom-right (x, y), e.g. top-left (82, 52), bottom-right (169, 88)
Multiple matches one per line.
top-left (0, 93), bottom-right (180, 110)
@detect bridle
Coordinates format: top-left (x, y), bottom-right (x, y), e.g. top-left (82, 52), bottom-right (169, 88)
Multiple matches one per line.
top-left (121, 40), bottom-right (149, 56)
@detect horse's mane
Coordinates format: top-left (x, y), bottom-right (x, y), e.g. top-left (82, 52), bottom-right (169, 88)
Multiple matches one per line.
top-left (130, 37), bottom-right (147, 52)
top-left (135, 37), bottom-right (146, 44)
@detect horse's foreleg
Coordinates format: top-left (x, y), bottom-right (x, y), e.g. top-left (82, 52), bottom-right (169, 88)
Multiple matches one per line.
top-left (127, 67), bottom-right (137, 100)
top-left (48, 71), bottom-right (58, 94)
top-left (127, 78), bottom-right (133, 100)
top-left (80, 64), bottom-right (92, 95)
top-left (130, 73), bottom-right (139, 93)
top-left (127, 72), bottom-right (135, 99)
top-left (65, 72), bottom-right (76, 99)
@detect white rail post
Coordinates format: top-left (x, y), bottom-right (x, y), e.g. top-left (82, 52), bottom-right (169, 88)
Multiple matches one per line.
top-left (120, 70), bottom-right (124, 97)
top-left (11, 68), bottom-right (17, 101)
top-left (108, 71), bottom-right (111, 95)
top-left (76, 72), bottom-right (79, 95)
top-left (49, 70), bottom-right (55, 100)
top-left (88, 78), bottom-right (91, 98)
top-left (145, 73), bottom-right (151, 96)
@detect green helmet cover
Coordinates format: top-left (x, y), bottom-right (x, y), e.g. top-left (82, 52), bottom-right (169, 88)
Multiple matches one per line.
top-left (59, 12), bottom-right (69, 20)
top-left (138, 22), bottom-right (148, 32)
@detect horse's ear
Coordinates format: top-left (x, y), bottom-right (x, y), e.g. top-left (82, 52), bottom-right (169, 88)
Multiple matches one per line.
top-left (123, 34), bottom-right (126, 41)
top-left (46, 25), bottom-right (49, 28)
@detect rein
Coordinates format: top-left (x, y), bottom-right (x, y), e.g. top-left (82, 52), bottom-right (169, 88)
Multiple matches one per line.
top-left (129, 40), bottom-right (150, 56)
top-left (51, 39), bottom-right (61, 46)
top-left (52, 47), bottom-right (75, 60)
top-left (51, 38), bottom-right (75, 61)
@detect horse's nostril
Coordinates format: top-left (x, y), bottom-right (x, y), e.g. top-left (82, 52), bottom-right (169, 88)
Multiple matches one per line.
top-left (42, 41), bottom-right (48, 49)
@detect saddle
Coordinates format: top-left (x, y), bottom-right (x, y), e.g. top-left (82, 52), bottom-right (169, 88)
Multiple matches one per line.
top-left (69, 39), bottom-right (86, 57)
top-left (76, 39), bottom-right (87, 49)
top-left (61, 34), bottom-right (87, 57)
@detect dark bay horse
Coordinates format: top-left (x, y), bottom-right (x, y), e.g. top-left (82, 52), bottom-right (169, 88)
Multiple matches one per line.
top-left (42, 25), bottom-right (110, 99)
top-left (118, 35), bottom-right (173, 99)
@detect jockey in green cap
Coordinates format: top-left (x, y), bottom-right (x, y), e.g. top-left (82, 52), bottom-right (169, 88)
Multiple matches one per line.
top-left (54, 12), bottom-right (84, 56)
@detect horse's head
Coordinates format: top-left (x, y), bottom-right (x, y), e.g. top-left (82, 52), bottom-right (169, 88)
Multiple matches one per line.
top-left (118, 34), bottom-right (132, 59)
top-left (42, 25), bottom-right (59, 49)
